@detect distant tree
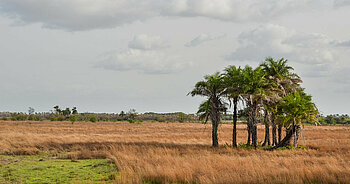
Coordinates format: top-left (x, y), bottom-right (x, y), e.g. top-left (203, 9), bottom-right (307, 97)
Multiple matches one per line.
top-left (72, 107), bottom-right (78, 114)
top-left (177, 112), bottom-right (187, 122)
top-left (62, 108), bottom-right (71, 116)
top-left (54, 106), bottom-right (62, 114)
top-left (127, 109), bottom-right (137, 120)
top-left (28, 107), bottom-right (35, 115)
top-left (69, 115), bottom-right (78, 124)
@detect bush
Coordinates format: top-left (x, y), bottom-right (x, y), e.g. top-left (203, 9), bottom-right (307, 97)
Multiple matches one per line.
top-left (156, 117), bottom-right (166, 122)
top-left (69, 115), bottom-right (78, 124)
top-left (89, 115), bottom-right (98, 122)
top-left (50, 116), bottom-right (58, 121)
top-left (57, 115), bottom-right (65, 121)
top-left (1, 117), bottom-right (8, 121)
top-left (127, 118), bottom-right (135, 123)
top-left (34, 115), bottom-right (42, 121)
top-left (28, 114), bottom-right (34, 121)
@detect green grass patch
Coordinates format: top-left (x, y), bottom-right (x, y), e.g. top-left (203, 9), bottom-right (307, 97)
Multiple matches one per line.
top-left (0, 154), bottom-right (117, 183)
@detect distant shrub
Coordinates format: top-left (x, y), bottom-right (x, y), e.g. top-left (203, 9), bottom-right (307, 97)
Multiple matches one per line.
top-left (69, 115), bottom-right (78, 124)
top-left (11, 113), bottom-right (27, 121)
top-left (28, 114), bottom-right (34, 121)
top-left (1, 117), bottom-right (8, 121)
top-left (156, 117), bottom-right (166, 122)
top-left (177, 112), bottom-right (187, 123)
top-left (34, 115), bottom-right (42, 121)
top-left (57, 115), bottom-right (65, 121)
top-left (50, 116), bottom-right (58, 121)
top-left (11, 116), bottom-right (17, 121)
top-left (89, 115), bottom-right (97, 122)
top-left (127, 118), bottom-right (135, 123)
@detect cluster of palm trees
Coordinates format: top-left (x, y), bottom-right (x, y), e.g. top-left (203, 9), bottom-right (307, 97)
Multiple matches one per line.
top-left (189, 57), bottom-right (319, 149)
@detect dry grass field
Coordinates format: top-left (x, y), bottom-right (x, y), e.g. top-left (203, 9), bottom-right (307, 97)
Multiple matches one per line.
top-left (1, 120), bottom-right (350, 183)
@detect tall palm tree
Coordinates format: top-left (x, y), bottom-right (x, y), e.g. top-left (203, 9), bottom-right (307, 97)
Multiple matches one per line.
top-left (241, 66), bottom-right (278, 148)
top-left (189, 72), bottom-right (227, 147)
top-left (271, 90), bottom-right (319, 149)
top-left (260, 57), bottom-right (302, 146)
top-left (223, 65), bottom-right (243, 148)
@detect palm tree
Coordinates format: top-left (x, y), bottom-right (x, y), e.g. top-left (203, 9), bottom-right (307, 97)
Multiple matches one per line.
top-left (189, 72), bottom-right (227, 147)
top-left (223, 65), bottom-right (243, 148)
top-left (197, 100), bottom-right (211, 123)
top-left (271, 90), bottom-right (319, 149)
top-left (260, 57), bottom-right (302, 146)
top-left (241, 66), bottom-right (278, 148)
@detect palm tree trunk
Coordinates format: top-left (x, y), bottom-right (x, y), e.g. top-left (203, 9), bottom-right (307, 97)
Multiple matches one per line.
top-left (294, 125), bottom-right (301, 147)
top-left (285, 126), bottom-right (291, 146)
top-left (269, 125), bottom-right (296, 150)
top-left (291, 117), bottom-right (296, 148)
top-left (232, 97), bottom-right (238, 148)
top-left (211, 104), bottom-right (220, 147)
top-left (278, 124), bottom-right (282, 144)
top-left (262, 110), bottom-right (271, 146)
top-left (247, 124), bottom-right (251, 145)
top-left (246, 112), bottom-right (252, 145)
top-left (212, 121), bottom-right (219, 147)
top-left (272, 120), bottom-right (277, 146)
top-left (252, 123), bottom-right (257, 148)
top-left (251, 102), bottom-right (258, 148)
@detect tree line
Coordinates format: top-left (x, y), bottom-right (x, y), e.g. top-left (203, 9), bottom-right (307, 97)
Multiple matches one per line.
top-left (0, 107), bottom-right (199, 123)
top-left (189, 57), bottom-right (319, 149)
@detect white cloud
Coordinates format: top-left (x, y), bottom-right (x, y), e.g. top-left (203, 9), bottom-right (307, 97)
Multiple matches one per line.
top-left (185, 34), bottom-right (225, 47)
top-left (0, 0), bottom-right (316, 31)
top-left (96, 49), bottom-right (191, 74)
top-left (227, 24), bottom-right (340, 65)
top-left (128, 34), bottom-right (169, 50)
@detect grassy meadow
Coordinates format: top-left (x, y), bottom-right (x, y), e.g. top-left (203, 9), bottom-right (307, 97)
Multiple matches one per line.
top-left (0, 120), bottom-right (350, 183)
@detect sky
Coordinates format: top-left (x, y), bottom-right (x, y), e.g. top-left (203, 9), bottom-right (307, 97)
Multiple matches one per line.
top-left (0, 0), bottom-right (349, 115)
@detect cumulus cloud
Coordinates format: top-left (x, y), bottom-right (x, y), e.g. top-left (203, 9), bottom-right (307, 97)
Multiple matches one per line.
top-left (0, 0), bottom-right (315, 31)
top-left (227, 24), bottom-right (339, 65)
top-left (128, 34), bottom-right (169, 50)
top-left (185, 34), bottom-right (225, 47)
top-left (96, 49), bottom-right (191, 74)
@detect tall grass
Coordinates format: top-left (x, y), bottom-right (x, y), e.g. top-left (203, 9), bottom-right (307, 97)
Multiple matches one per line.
top-left (1, 121), bottom-right (349, 183)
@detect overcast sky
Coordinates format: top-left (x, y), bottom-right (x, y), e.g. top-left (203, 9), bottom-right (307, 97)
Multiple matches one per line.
top-left (0, 0), bottom-right (349, 115)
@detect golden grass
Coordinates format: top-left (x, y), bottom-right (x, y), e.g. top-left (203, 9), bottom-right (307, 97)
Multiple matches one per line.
top-left (1, 120), bottom-right (350, 183)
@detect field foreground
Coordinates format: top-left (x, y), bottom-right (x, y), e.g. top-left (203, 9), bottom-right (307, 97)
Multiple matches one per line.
top-left (0, 121), bottom-right (350, 183)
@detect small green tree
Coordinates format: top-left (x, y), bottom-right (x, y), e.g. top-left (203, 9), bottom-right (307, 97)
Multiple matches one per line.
top-left (69, 115), bottom-right (78, 124)
top-left (177, 112), bottom-right (187, 122)
top-left (89, 115), bottom-right (97, 122)
top-left (272, 90), bottom-right (319, 149)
